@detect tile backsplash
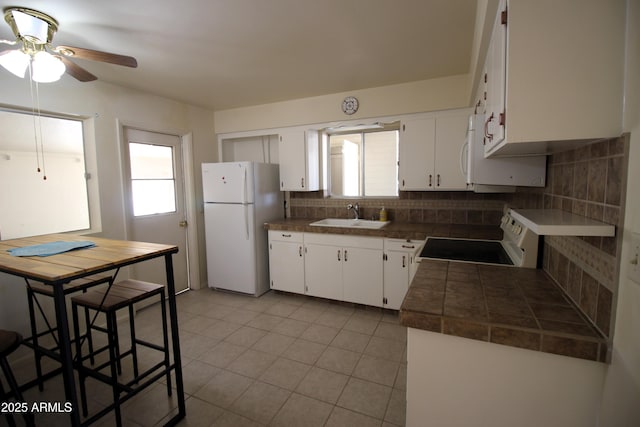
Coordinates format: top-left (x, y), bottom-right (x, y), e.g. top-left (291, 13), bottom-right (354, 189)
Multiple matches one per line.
top-left (288, 134), bottom-right (629, 351)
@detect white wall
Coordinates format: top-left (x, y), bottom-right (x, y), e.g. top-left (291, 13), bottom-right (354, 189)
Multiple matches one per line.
top-left (213, 74), bottom-right (471, 134)
top-left (598, 0), bottom-right (640, 425)
top-left (0, 74), bottom-right (216, 335)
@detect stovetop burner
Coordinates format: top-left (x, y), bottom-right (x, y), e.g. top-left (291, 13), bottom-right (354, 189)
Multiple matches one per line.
top-left (417, 209), bottom-right (540, 268)
top-left (419, 238), bottom-right (513, 266)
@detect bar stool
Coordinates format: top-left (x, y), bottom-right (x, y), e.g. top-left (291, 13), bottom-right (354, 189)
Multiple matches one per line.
top-left (0, 330), bottom-right (35, 427)
top-left (24, 273), bottom-right (113, 390)
top-left (71, 279), bottom-right (172, 426)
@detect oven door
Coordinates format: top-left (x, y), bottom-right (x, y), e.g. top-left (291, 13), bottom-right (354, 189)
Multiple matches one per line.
top-left (418, 237), bottom-right (514, 266)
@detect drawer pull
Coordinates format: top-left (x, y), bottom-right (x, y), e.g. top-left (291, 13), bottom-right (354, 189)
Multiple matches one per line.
top-left (401, 244), bottom-right (415, 249)
top-left (281, 233), bottom-right (292, 238)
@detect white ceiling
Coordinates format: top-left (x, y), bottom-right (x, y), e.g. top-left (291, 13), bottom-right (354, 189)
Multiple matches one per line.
top-left (0, 0), bottom-right (478, 111)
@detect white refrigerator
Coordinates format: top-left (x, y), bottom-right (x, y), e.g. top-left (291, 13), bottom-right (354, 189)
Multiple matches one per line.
top-left (202, 162), bottom-right (283, 296)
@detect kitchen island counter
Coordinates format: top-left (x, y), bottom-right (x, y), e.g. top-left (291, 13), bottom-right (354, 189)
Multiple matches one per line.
top-left (400, 259), bottom-right (607, 362)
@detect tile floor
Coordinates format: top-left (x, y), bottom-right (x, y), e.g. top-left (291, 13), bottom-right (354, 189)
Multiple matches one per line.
top-left (5, 288), bottom-right (407, 426)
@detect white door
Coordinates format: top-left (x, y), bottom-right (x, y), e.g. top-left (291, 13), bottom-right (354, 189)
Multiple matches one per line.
top-left (434, 114), bottom-right (468, 190)
top-left (399, 117), bottom-right (436, 190)
top-left (269, 239), bottom-right (304, 294)
top-left (342, 246), bottom-right (383, 307)
top-left (204, 203), bottom-right (257, 294)
top-left (124, 128), bottom-right (189, 293)
top-left (304, 243), bottom-right (343, 301)
top-left (383, 250), bottom-right (410, 310)
top-left (278, 128), bottom-right (306, 191)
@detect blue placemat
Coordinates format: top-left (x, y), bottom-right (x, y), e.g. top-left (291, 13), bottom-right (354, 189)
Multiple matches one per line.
top-left (8, 241), bottom-right (96, 257)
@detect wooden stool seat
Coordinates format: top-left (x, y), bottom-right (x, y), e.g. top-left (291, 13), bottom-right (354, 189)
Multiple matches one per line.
top-left (72, 280), bottom-right (164, 311)
top-left (0, 330), bottom-right (35, 427)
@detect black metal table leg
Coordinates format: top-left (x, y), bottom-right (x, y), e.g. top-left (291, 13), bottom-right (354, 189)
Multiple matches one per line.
top-left (164, 253), bottom-right (185, 425)
top-left (52, 283), bottom-right (81, 426)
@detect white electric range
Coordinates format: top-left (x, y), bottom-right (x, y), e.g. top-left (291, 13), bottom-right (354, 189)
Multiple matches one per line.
top-left (418, 209), bottom-right (539, 268)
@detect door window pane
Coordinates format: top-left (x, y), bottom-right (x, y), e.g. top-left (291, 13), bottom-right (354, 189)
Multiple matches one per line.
top-left (129, 142), bottom-right (176, 216)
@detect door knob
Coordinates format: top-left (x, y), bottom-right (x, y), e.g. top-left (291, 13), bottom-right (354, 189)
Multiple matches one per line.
top-left (179, 220), bottom-right (188, 227)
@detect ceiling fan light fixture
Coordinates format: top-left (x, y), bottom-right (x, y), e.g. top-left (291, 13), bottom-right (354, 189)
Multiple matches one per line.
top-left (0, 49), bottom-right (29, 77)
top-left (31, 51), bottom-right (65, 82)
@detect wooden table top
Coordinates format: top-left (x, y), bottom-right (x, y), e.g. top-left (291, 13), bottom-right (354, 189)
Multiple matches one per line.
top-left (0, 233), bottom-right (178, 284)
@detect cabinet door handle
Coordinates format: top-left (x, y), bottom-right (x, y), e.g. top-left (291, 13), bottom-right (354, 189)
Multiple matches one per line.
top-left (485, 113), bottom-right (494, 142)
top-left (344, 250), bottom-right (348, 262)
top-left (337, 250), bottom-right (341, 261)
top-left (301, 177), bottom-right (305, 188)
top-left (402, 255), bottom-right (406, 268)
top-left (299, 246), bottom-right (302, 257)
top-left (428, 174), bottom-right (433, 187)
top-left (437, 174), bottom-right (441, 187)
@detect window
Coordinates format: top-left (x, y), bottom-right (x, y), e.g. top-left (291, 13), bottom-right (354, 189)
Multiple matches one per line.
top-left (128, 142), bottom-right (177, 216)
top-left (0, 108), bottom-right (93, 239)
top-left (329, 128), bottom-right (399, 197)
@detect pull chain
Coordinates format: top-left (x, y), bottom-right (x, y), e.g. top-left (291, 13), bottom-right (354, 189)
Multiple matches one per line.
top-left (27, 60), bottom-right (47, 180)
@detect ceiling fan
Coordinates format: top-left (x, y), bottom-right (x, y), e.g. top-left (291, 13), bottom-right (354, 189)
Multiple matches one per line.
top-left (0, 7), bottom-right (137, 82)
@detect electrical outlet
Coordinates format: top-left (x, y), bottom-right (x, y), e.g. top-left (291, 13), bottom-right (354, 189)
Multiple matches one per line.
top-left (629, 232), bottom-right (640, 284)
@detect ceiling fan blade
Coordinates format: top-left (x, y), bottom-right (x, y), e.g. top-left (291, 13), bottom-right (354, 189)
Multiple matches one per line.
top-left (59, 56), bottom-right (97, 82)
top-left (55, 45), bottom-right (137, 68)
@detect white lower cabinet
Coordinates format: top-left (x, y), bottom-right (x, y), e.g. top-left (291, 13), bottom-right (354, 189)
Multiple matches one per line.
top-left (268, 230), bottom-right (305, 294)
top-left (304, 233), bottom-right (383, 306)
top-left (383, 239), bottom-right (424, 310)
top-left (268, 231), bottom-right (419, 309)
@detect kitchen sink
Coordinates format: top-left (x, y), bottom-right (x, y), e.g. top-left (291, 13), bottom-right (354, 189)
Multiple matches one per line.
top-left (309, 218), bottom-right (390, 229)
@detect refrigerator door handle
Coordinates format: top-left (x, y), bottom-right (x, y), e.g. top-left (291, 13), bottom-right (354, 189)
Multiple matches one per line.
top-left (244, 204), bottom-right (249, 240)
top-left (243, 166), bottom-right (248, 204)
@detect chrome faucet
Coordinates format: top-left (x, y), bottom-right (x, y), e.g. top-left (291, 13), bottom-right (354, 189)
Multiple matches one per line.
top-left (347, 203), bottom-right (360, 220)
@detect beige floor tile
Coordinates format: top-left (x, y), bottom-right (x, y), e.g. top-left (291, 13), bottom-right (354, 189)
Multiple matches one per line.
top-left (196, 340), bottom-right (247, 368)
top-left (288, 305), bottom-right (326, 323)
top-left (157, 396), bottom-right (225, 427)
top-left (180, 315), bottom-right (219, 334)
top-left (171, 359), bottom-right (222, 395)
top-left (271, 393), bottom-right (333, 427)
top-left (121, 382), bottom-right (178, 426)
top-left (315, 310), bottom-right (351, 329)
top-left (316, 346), bottom-right (361, 375)
top-left (295, 366), bottom-right (349, 404)
top-left (281, 338), bottom-right (327, 365)
top-left (352, 354), bottom-right (400, 387)
top-left (200, 319), bottom-right (242, 340)
top-left (364, 336), bottom-right (406, 362)
top-left (246, 313), bottom-right (285, 331)
top-left (224, 326), bottom-right (267, 347)
top-left (299, 324), bottom-right (340, 345)
top-left (265, 302), bottom-right (299, 317)
top-left (385, 387), bottom-right (407, 426)
top-left (229, 380), bottom-right (290, 424)
top-left (259, 357), bottom-right (311, 390)
top-left (271, 318), bottom-right (311, 337)
top-left (374, 322), bottom-right (407, 342)
top-left (179, 331), bottom-right (222, 359)
top-left (211, 410), bottom-right (264, 427)
top-left (250, 332), bottom-right (295, 356)
top-left (193, 369), bottom-right (253, 408)
top-left (330, 329), bottom-right (371, 353)
top-left (394, 364), bottom-right (407, 390)
top-left (325, 406), bottom-right (383, 427)
top-left (222, 309), bottom-right (260, 325)
top-left (226, 349), bottom-right (277, 378)
top-left (337, 377), bottom-right (392, 420)
top-left (343, 315), bottom-right (380, 335)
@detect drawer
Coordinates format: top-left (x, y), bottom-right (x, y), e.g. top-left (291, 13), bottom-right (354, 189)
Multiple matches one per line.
top-left (384, 238), bottom-right (424, 253)
top-left (268, 230), bottom-right (304, 243)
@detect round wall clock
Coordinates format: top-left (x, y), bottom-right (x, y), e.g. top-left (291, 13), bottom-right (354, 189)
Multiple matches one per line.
top-left (341, 96), bottom-right (359, 115)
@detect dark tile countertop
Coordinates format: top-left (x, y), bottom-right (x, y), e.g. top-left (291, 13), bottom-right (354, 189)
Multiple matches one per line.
top-left (264, 219), bottom-right (503, 240)
top-left (401, 260), bottom-right (607, 362)
top-left (264, 219), bottom-right (606, 362)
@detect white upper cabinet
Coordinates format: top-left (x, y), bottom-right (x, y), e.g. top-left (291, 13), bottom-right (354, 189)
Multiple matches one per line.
top-left (482, 0), bottom-right (625, 156)
top-left (399, 110), bottom-right (469, 191)
top-left (278, 128), bottom-right (320, 191)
